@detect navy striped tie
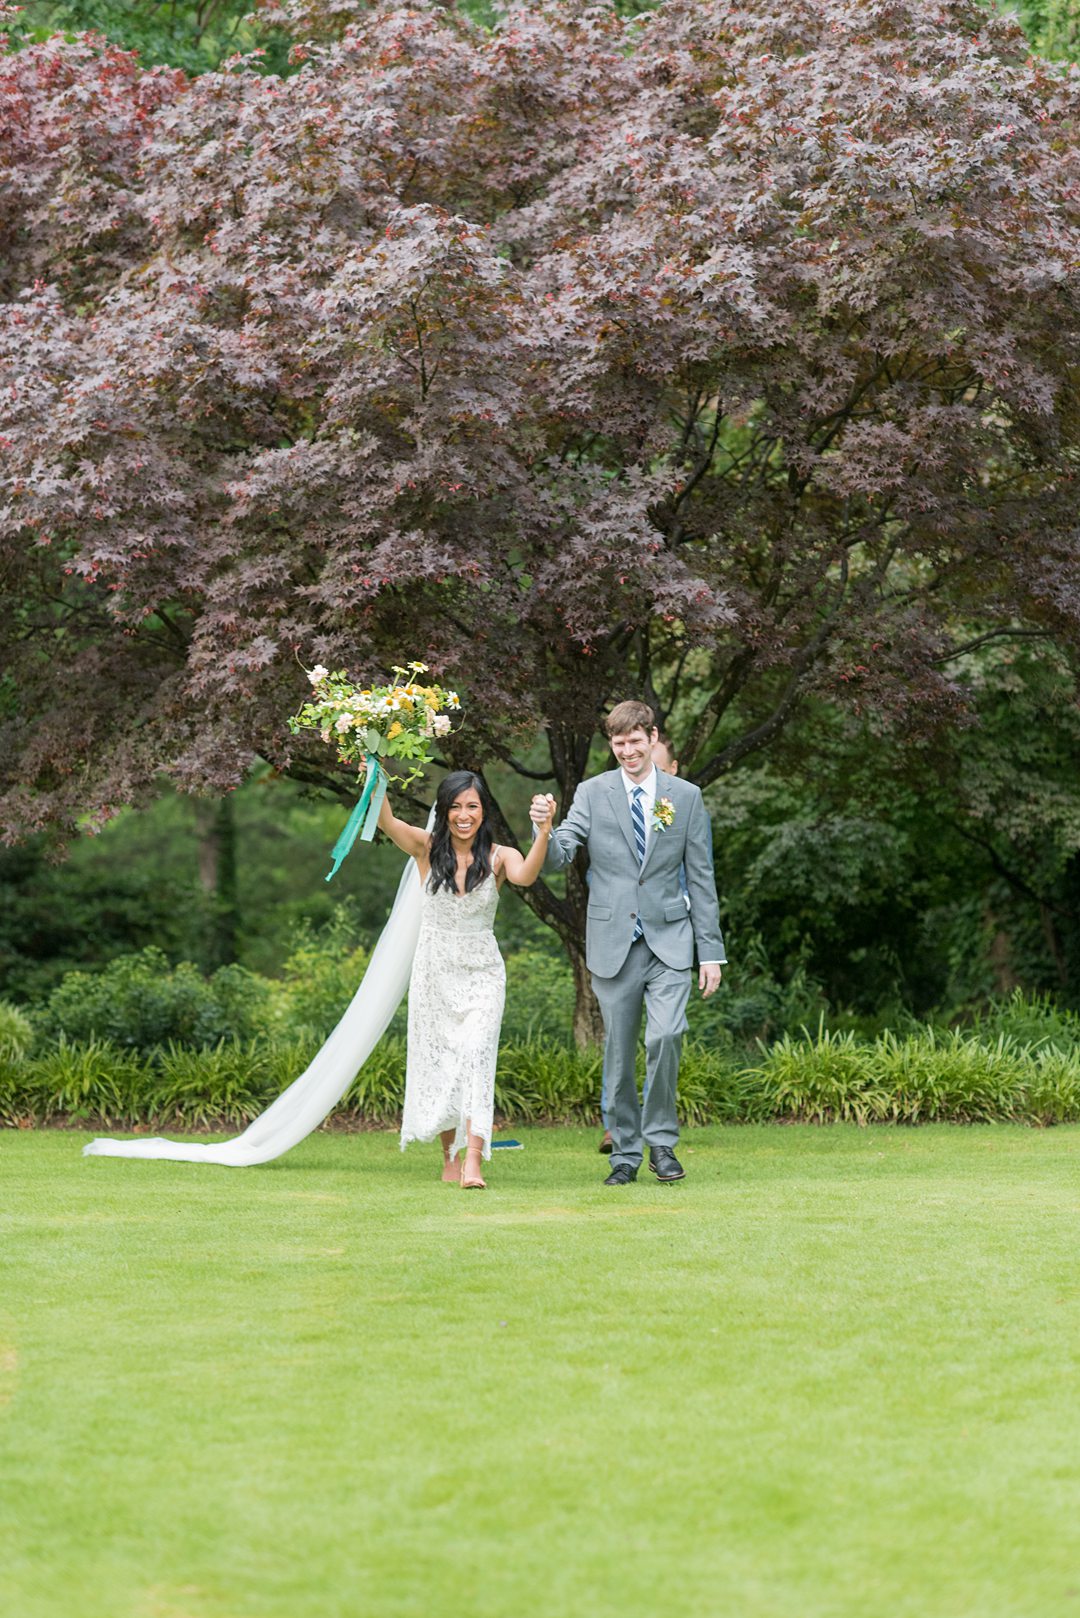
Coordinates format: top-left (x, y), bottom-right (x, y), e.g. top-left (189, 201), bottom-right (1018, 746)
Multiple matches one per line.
top-left (631, 786), bottom-right (646, 940)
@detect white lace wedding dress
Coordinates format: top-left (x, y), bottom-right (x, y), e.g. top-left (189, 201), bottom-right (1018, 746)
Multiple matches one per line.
top-left (401, 867), bottom-right (505, 1161)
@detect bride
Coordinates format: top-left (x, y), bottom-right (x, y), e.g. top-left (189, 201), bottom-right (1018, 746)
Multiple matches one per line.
top-left (83, 771), bottom-right (554, 1172)
top-left (378, 770), bottom-right (555, 1189)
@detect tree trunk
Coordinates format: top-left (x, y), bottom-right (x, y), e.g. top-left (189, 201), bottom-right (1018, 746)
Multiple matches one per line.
top-left (194, 795), bottom-right (239, 968)
top-left (571, 947), bottom-right (605, 1049)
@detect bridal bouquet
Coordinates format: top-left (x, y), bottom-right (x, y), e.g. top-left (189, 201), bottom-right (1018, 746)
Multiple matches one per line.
top-left (289, 660), bottom-right (462, 879)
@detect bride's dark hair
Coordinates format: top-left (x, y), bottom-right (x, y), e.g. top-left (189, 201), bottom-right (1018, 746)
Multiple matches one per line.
top-left (427, 770), bottom-right (495, 896)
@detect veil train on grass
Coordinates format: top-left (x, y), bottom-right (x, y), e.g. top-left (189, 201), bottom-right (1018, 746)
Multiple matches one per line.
top-left (83, 852), bottom-right (423, 1167)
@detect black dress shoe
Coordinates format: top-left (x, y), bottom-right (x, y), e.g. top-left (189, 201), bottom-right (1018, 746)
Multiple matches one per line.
top-left (603, 1164), bottom-right (638, 1186)
top-left (598, 1131), bottom-right (614, 1155)
top-left (648, 1146), bottom-right (685, 1182)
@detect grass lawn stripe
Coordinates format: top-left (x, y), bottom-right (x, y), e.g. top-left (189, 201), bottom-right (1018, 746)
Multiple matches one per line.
top-left (2, 1125), bottom-right (1080, 1617)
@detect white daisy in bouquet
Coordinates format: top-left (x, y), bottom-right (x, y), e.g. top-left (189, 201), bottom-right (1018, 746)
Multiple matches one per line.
top-left (289, 660), bottom-right (461, 790)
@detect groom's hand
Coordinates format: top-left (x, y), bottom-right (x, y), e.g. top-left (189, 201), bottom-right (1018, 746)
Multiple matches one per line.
top-left (699, 963), bottom-right (722, 998)
top-left (529, 794), bottom-right (556, 830)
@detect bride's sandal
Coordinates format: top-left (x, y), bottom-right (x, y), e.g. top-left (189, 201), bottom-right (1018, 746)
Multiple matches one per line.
top-left (460, 1156), bottom-right (487, 1190)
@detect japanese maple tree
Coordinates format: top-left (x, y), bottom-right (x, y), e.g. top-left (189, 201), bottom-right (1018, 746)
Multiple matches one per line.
top-left (3, 0), bottom-right (1080, 1038)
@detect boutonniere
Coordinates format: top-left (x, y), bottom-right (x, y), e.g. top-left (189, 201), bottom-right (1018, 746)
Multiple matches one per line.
top-left (652, 796), bottom-right (675, 832)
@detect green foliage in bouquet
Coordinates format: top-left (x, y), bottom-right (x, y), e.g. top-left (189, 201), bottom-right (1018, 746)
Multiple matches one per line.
top-left (288, 662), bottom-right (461, 790)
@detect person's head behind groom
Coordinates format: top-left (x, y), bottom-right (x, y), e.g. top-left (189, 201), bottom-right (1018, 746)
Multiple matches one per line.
top-left (652, 734), bottom-right (678, 776)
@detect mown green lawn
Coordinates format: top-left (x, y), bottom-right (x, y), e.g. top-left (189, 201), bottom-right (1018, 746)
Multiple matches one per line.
top-left (4, 1125), bottom-right (1080, 1618)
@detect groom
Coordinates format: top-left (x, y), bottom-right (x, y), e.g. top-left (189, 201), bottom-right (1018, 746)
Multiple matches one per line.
top-left (531, 701), bottom-right (725, 1184)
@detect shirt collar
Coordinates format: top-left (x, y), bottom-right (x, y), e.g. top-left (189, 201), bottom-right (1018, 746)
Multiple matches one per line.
top-left (621, 765), bottom-right (657, 798)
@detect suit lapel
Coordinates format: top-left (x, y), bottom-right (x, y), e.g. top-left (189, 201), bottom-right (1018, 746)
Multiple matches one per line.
top-left (606, 773), bottom-right (640, 862)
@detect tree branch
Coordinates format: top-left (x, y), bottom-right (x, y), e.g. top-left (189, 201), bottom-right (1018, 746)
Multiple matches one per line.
top-left (934, 627), bottom-right (1055, 665)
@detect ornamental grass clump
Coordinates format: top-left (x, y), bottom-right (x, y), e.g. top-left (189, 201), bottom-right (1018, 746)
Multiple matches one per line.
top-left (340, 1036), bottom-right (407, 1126)
top-left (967, 989), bottom-right (1080, 1054)
top-left (495, 1039), bottom-right (604, 1125)
top-left (755, 1027), bottom-right (888, 1125)
top-left (752, 1024), bottom-right (1080, 1126)
top-left (678, 1041), bottom-right (772, 1125)
top-left (152, 1040), bottom-right (281, 1130)
top-left (872, 1029), bottom-right (1031, 1124)
top-left (23, 1038), bottom-right (147, 1126)
top-left (1023, 1047), bottom-right (1080, 1126)
top-left (0, 1000), bottom-right (34, 1062)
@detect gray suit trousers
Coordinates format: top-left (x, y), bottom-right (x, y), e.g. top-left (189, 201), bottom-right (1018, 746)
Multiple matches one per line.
top-left (592, 937), bottom-right (692, 1169)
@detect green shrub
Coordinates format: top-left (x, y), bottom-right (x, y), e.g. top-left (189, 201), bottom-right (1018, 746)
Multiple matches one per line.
top-left (0, 1056), bottom-right (28, 1127)
top-left (21, 1038), bottom-right (147, 1125)
top-left (965, 988), bottom-right (1080, 1053)
top-left (496, 1038), bottom-right (603, 1122)
top-left (152, 1040), bottom-right (280, 1128)
top-left (275, 928), bottom-right (375, 1041)
top-left (13, 1020), bottom-right (1080, 1136)
top-left (687, 936), bottom-right (829, 1048)
top-left (206, 962), bottom-right (277, 1043)
top-left (678, 1040), bottom-right (771, 1125)
top-left (750, 1023), bottom-right (1080, 1126)
top-left (1026, 1047), bottom-right (1080, 1124)
top-left (37, 948), bottom-right (273, 1053)
top-left (0, 999), bottom-right (34, 1061)
top-left (501, 952), bottom-right (576, 1043)
top-left (753, 1025), bottom-right (881, 1124)
top-left (340, 1036), bottom-right (407, 1125)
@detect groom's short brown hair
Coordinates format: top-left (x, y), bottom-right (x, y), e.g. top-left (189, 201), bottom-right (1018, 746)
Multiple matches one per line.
top-left (604, 700), bottom-right (657, 738)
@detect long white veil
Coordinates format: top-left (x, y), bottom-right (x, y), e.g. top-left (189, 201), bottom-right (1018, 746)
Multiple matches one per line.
top-left (83, 853), bottom-right (422, 1167)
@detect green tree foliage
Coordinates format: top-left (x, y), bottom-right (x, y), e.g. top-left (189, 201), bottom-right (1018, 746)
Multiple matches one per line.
top-left (9, 0), bottom-right (289, 73)
top-left (1011, 0), bottom-right (1080, 60)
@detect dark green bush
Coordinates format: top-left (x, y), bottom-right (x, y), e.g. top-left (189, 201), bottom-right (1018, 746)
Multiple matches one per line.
top-left (36, 948), bottom-right (273, 1053)
top-left (275, 927), bottom-right (376, 1041)
top-left (694, 936), bottom-right (828, 1046)
top-left (501, 952), bottom-right (576, 1043)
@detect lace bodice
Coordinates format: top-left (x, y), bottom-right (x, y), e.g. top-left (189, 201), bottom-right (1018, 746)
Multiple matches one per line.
top-left (418, 869), bottom-right (501, 935)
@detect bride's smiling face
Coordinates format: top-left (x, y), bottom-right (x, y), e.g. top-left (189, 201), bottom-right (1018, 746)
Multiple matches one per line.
top-left (448, 790), bottom-right (484, 842)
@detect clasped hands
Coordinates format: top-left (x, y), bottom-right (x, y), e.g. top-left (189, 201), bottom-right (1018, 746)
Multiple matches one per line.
top-left (529, 794), bottom-right (557, 832)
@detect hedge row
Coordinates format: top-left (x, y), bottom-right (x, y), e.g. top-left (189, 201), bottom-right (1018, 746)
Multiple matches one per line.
top-left (5, 937), bottom-right (833, 1058)
top-left (5, 1027), bottom-right (1080, 1132)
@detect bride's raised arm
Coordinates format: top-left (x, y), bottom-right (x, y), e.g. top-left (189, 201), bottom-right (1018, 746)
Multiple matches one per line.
top-left (498, 795), bottom-right (557, 888)
top-left (378, 793), bottom-right (431, 860)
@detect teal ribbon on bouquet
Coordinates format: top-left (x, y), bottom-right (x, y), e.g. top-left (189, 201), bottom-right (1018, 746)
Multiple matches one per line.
top-left (325, 754), bottom-right (388, 882)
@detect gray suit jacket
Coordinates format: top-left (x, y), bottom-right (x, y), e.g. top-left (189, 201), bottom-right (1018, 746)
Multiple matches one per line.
top-left (545, 768), bottom-right (726, 979)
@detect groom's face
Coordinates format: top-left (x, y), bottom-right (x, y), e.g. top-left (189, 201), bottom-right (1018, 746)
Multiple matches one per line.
top-left (610, 726), bottom-right (658, 783)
